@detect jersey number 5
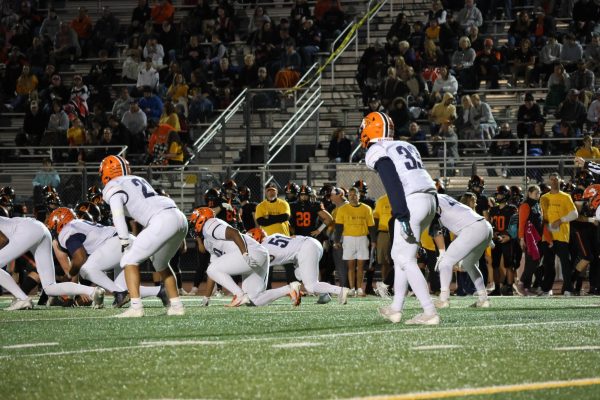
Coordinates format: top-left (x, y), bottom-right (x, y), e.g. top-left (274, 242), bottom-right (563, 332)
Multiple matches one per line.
top-left (268, 236), bottom-right (290, 248)
top-left (132, 178), bottom-right (156, 199)
top-left (395, 145), bottom-right (423, 170)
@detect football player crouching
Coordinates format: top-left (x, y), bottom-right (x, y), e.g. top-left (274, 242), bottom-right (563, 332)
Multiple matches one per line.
top-left (248, 228), bottom-right (350, 304)
top-left (188, 207), bottom-right (301, 307)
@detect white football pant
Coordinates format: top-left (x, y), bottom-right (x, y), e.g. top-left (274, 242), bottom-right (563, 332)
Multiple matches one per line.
top-left (391, 192), bottom-right (437, 314)
top-left (295, 237), bottom-right (344, 295)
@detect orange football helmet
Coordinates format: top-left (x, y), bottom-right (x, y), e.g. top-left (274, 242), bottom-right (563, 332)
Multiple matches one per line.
top-left (583, 184), bottom-right (600, 210)
top-left (247, 227), bottom-right (267, 243)
top-left (46, 207), bottom-right (76, 236)
top-left (359, 111), bottom-right (394, 148)
top-left (188, 207), bottom-right (215, 238)
top-left (99, 155), bottom-right (131, 186)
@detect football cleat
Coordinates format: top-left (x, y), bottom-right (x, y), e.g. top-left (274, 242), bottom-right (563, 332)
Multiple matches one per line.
top-left (470, 299), bottom-right (491, 308)
top-left (225, 294), bottom-right (250, 307)
top-left (316, 293), bottom-right (331, 304)
top-left (289, 281), bottom-right (302, 307)
top-left (91, 287), bottom-right (105, 309)
top-left (115, 307), bottom-right (144, 318)
top-left (375, 282), bottom-right (391, 299)
top-left (5, 298), bottom-right (33, 311)
top-left (378, 306), bottom-right (402, 324)
top-left (112, 291), bottom-right (130, 308)
top-left (405, 313), bottom-right (440, 325)
top-left (200, 296), bottom-right (210, 307)
top-left (434, 299), bottom-right (450, 309)
top-left (338, 287), bottom-right (350, 305)
top-left (166, 304), bottom-right (185, 316)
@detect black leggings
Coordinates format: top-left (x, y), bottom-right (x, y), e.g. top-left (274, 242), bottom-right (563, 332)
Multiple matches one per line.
top-left (541, 241), bottom-right (573, 293)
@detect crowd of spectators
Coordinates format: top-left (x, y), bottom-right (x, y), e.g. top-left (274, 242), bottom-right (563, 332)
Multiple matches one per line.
top-left (354, 0), bottom-right (600, 168)
top-left (0, 0), bottom-right (348, 164)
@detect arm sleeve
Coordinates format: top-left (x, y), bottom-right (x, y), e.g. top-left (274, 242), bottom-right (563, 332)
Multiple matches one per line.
top-left (518, 203), bottom-right (530, 239)
top-left (109, 193), bottom-right (130, 239)
top-left (334, 223), bottom-right (343, 242)
top-left (374, 157), bottom-right (410, 220)
top-left (560, 210), bottom-right (578, 223)
top-left (368, 226), bottom-right (377, 242)
top-left (256, 217), bottom-right (269, 226)
top-left (268, 214), bottom-right (290, 223)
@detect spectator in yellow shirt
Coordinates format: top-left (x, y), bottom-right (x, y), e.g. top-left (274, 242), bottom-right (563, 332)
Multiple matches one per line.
top-left (334, 187), bottom-right (376, 296)
top-left (373, 194), bottom-right (392, 290)
top-left (574, 135), bottom-right (600, 159)
top-left (540, 173), bottom-right (578, 296)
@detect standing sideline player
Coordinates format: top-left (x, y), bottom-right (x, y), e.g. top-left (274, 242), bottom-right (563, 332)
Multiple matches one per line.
top-left (248, 228), bottom-right (349, 303)
top-left (189, 207), bottom-right (301, 307)
top-left (49, 207), bottom-right (165, 307)
top-left (1, 212), bottom-right (104, 309)
top-left (100, 155), bottom-right (188, 317)
top-left (360, 111), bottom-right (440, 325)
top-left (432, 193), bottom-right (493, 308)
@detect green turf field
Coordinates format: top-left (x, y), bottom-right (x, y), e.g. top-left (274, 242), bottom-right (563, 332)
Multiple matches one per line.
top-left (1, 295), bottom-right (600, 400)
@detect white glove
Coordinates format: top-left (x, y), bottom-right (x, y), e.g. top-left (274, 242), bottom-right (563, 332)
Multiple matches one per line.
top-left (221, 202), bottom-right (234, 211)
top-left (120, 237), bottom-right (132, 253)
top-left (242, 252), bottom-right (259, 268)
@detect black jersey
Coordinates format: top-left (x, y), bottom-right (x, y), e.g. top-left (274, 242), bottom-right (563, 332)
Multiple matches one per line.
top-left (290, 200), bottom-right (325, 236)
top-left (240, 202), bottom-right (257, 232)
top-left (475, 194), bottom-right (490, 216)
top-left (216, 198), bottom-right (241, 229)
top-left (489, 204), bottom-right (517, 236)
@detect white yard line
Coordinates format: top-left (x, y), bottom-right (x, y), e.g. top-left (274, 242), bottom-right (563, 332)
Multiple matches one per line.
top-left (1, 319), bottom-right (599, 359)
top-left (272, 342), bottom-right (322, 349)
top-left (554, 346), bottom-right (600, 351)
top-left (343, 377), bottom-right (600, 400)
top-left (411, 345), bottom-right (462, 351)
top-left (2, 342), bottom-right (59, 349)
top-left (140, 340), bottom-right (224, 346)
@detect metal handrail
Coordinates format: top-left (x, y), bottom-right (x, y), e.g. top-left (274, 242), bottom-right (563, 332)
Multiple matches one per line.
top-left (268, 86), bottom-right (321, 149)
top-left (187, 88), bottom-right (248, 164)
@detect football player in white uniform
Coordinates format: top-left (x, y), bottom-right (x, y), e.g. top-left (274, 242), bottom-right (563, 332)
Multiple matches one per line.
top-left (0, 212), bottom-right (105, 309)
top-left (431, 193), bottom-right (493, 308)
top-left (99, 155), bottom-right (188, 317)
top-left (49, 207), bottom-right (165, 307)
top-left (188, 207), bottom-right (301, 307)
top-left (248, 228), bottom-right (350, 304)
top-left (360, 112), bottom-right (440, 325)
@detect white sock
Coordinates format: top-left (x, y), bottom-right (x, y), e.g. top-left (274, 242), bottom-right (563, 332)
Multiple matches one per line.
top-left (439, 263), bottom-right (453, 294)
top-left (130, 298), bottom-right (143, 309)
top-left (81, 268), bottom-right (122, 293)
top-left (404, 262), bottom-right (436, 315)
top-left (170, 297), bottom-right (183, 307)
top-left (0, 269), bottom-right (29, 300)
top-left (44, 282), bottom-right (94, 297)
top-left (464, 264), bottom-right (487, 296)
top-left (391, 267), bottom-right (408, 312)
top-left (251, 285), bottom-right (290, 306)
top-left (439, 289), bottom-right (450, 302)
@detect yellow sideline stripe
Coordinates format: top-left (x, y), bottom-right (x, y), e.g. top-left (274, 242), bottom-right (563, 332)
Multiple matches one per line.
top-left (351, 377), bottom-right (600, 400)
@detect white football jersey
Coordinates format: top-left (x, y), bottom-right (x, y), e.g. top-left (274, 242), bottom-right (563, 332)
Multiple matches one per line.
top-left (365, 140), bottom-right (435, 196)
top-left (202, 218), bottom-right (263, 258)
top-left (437, 194), bottom-right (483, 234)
top-left (103, 175), bottom-right (176, 227)
top-left (261, 234), bottom-right (309, 265)
top-left (58, 219), bottom-right (116, 255)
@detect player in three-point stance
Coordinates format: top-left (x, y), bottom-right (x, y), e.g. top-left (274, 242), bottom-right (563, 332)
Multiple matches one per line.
top-left (247, 228), bottom-right (350, 304)
top-left (188, 207), bottom-right (301, 307)
top-left (0, 210), bottom-right (104, 310)
top-left (360, 111), bottom-right (440, 325)
top-left (431, 193), bottom-right (493, 309)
top-left (49, 207), bottom-right (166, 308)
top-left (99, 155), bottom-right (188, 317)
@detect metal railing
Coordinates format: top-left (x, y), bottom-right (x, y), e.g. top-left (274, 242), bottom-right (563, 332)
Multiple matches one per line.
top-left (188, 88), bottom-right (248, 164)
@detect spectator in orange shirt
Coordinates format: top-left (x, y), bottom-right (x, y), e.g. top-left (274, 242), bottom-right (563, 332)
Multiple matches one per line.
top-left (70, 7), bottom-right (92, 55)
top-left (148, 122), bottom-right (174, 160)
top-left (151, 0), bottom-right (175, 29)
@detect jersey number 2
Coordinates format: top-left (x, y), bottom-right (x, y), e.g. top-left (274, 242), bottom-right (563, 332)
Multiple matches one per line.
top-left (395, 145), bottom-right (423, 170)
top-left (132, 178), bottom-right (156, 199)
